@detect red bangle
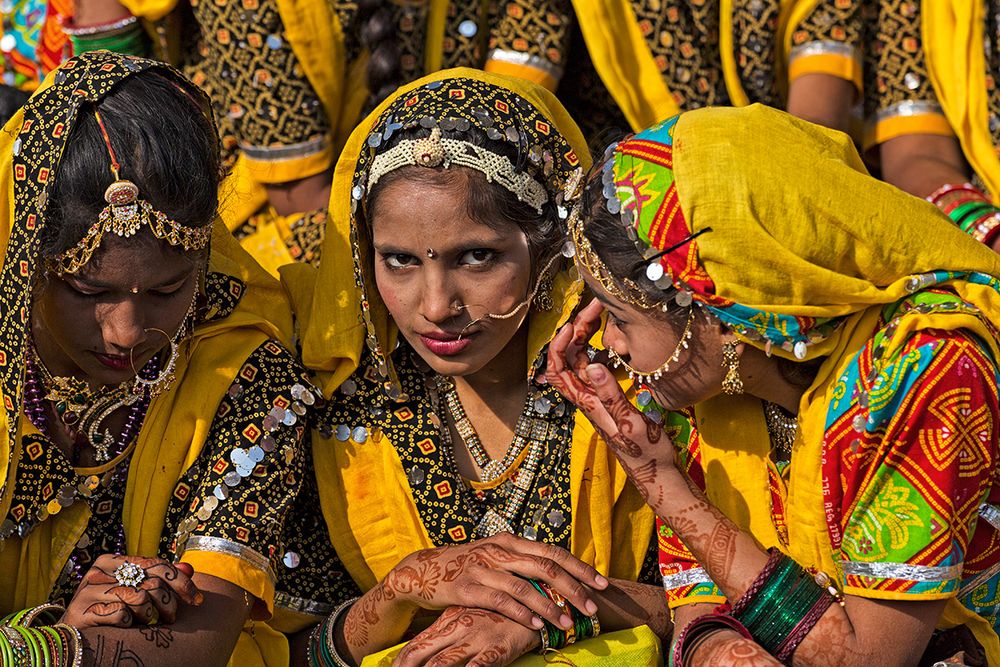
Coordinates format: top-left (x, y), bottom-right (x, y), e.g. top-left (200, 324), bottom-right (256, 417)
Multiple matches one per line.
top-left (927, 182), bottom-right (981, 206)
top-left (672, 613), bottom-right (753, 667)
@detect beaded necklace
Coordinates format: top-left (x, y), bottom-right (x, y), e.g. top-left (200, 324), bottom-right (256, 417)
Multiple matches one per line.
top-left (431, 376), bottom-right (553, 538)
top-left (27, 344), bottom-right (149, 463)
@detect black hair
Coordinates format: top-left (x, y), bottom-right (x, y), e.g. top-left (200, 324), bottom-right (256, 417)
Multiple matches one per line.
top-left (39, 70), bottom-right (221, 260)
top-left (0, 85), bottom-right (29, 126)
top-left (365, 123), bottom-right (563, 280)
top-left (358, 0), bottom-right (403, 114)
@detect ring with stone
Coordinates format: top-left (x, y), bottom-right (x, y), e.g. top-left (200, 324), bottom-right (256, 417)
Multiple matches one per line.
top-left (113, 561), bottom-right (146, 588)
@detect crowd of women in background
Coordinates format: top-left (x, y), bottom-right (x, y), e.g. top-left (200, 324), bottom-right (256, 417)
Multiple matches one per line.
top-left (1, 2), bottom-right (1000, 667)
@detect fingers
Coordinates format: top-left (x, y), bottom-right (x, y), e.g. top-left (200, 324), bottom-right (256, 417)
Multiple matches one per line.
top-left (489, 533), bottom-right (608, 592)
top-left (81, 601), bottom-right (134, 629)
top-left (175, 562), bottom-right (195, 578)
top-left (463, 582), bottom-right (560, 629)
top-left (140, 576), bottom-right (180, 624)
top-left (143, 560), bottom-right (203, 606)
top-left (571, 299), bottom-right (604, 345)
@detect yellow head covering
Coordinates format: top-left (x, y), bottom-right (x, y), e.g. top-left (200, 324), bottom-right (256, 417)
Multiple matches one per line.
top-left (283, 67), bottom-right (592, 399)
top-left (0, 52), bottom-right (295, 666)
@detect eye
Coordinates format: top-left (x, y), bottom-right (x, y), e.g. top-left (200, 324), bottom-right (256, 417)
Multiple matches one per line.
top-left (606, 311), bottom-right (626, 329)
top-left (459, 249), bottom-right (496, 266)
top-left (150, 283), bottom-right (188, 298)
top-left (383, 253), bottom-right (417, 270)
top-left (65, 283), bottom-right (106, 300)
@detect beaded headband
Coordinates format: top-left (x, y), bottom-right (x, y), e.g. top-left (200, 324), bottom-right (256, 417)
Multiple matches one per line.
top-left (49, 109), bottom-right (213, 274)
top-left (368, 126), bottom-right (549, 213)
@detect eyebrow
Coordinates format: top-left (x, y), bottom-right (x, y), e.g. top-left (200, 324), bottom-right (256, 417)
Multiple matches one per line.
top-left (69, 269), bottom-right (193, 291)
top-left (592, 291), bottom-right (628, 317)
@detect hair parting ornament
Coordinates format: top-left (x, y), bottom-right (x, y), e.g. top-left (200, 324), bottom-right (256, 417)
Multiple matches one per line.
top-left (48, 108), bottom-right (213, 275)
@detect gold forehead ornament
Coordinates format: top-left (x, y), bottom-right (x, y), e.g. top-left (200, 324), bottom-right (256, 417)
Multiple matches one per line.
top-left (49, 109), bottom-right (212, 275)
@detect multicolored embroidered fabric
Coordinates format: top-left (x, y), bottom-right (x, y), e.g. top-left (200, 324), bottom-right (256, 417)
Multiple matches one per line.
top-left (604, 116), bottom-right (844, 352)
top-left (658, 291), bottom-right (1000, 621)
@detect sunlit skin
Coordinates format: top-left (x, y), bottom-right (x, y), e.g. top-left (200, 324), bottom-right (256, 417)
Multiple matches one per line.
top-left (544, 268), bottom-right (948, 667)
top-left (32, 235), bottom-right (202, 389)
top-left (371, 172), bottom-right (533, 383)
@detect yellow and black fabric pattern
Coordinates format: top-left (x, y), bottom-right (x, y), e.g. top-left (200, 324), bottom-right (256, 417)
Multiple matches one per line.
top-left (787, 0), bottom-right (954, 149)
top-left (569, 0), bottom-right (789, 135)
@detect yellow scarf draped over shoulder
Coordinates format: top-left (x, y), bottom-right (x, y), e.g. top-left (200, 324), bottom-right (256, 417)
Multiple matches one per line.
top-left (667, 104), bottom-right (1000, 659)
top-left (282, 68), bottom-right (653, 597)
top-left (0, 53), bottom-right (296, 667)
top-left (570, 0), bottom-right (798, 131)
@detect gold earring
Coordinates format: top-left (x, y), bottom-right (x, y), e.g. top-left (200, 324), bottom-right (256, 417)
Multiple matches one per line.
top-left (721, 340), bottom-right (743, 395)
top-left (532, 276), bottom-right (554, 311)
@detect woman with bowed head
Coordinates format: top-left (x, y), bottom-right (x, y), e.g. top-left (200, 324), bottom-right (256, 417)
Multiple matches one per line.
top-left (275, 68), bottom-right (669, 666)
top-left (0, 51), bottom-right (313, 666)
top-left (548, 104), bottom-right (1000, 666)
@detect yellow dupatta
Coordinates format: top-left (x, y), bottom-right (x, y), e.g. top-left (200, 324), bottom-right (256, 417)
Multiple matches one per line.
top-left (0, 53), bottom-right (297, 667)
top-left (281, 67), bottom-right (654, 612)
top-left (923, 1), bottom-right (1000, 202)
top-left (570, 0), bottom-right (798, 131)
top-left (662, 104), bottom-right (1000, 659)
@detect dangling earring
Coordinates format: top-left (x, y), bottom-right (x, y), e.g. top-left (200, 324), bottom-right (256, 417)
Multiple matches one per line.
top-left (532, 275), bottom-right (554, 311)
top-left (721, 340), bottom-right (744, 395)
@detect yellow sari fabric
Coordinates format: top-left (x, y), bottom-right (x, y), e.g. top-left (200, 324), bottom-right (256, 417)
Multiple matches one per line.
top-left (668, 104), bottom-right (1000, 659)
top-left (0, 54), bottom-right (296, 667)
top-left (280, 68), bottom-right (657, 660)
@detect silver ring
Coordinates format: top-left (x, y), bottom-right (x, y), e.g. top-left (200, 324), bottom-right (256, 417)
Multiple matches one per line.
top-left (113, 561), bottom-right (146, 588)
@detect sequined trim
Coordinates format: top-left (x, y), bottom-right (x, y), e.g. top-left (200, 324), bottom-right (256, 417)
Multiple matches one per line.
top-left (486, 48), bottom-right (563, 81)
top-left (979, 503), bottom-right (1000, 531)
top-left (840, 560), bottom-right (961, 583)
top-left (239, 136), bottom-right (331, 163)
top-left (661, 567), bottom-right (714, 591)
top-left (788, 39), bottom-right (860, 65)
top-left (274, 591), bottom-right (334, 617)
top-left (182, 535), bottom-right (276, 583)
top-left (875, 99), bottom-right (946, 123)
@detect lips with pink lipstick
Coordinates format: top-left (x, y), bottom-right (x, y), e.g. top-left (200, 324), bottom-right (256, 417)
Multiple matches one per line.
top-left (92, 351), bottom-right (132, 371)
top-left (417, 330), bottom-right (478, 357)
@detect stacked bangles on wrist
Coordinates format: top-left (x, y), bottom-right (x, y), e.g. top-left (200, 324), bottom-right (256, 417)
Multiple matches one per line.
top-left (0, 604), bottom-right (84, 667)
top-left (671, 549), bottom-right (844, 667)
top-left (525, 578), bottom-right (601, 653)
top-left (927, 183), bottom-right (1000, 247)
top-left (307, 597), bottom-right (359, 667)
top-left (60, 14), bottom-right (150, 57)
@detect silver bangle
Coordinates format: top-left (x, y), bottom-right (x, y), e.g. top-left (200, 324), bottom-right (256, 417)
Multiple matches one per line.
top-left (323, 596), bottom-right (359, 667)
top-left (61, 14), bottom-right (138, 36)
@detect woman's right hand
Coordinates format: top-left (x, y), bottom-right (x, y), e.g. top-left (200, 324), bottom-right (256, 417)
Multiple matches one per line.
top-left (383, 532), bottom-right (607, 631)
top-left (62, 554), bottom-right (204, 628)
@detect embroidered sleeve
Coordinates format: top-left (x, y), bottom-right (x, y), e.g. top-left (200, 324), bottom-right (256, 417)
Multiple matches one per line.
top-left (274, 442), bottom-right (364, 620)
top-left (787, 0), bottom-right (863, 87)
top-left (186, 0), bottom-right (333, 179)
top-left (164, 340), bottom-right (314, 594)
top-left (863, 0), bottom-right (951, 145)
top-left (826, 327), bottom-right (999, 600)
top-left (484, 0), bottom-right (572, 90)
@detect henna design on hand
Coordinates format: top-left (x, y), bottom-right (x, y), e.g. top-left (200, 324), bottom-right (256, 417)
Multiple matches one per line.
top-left (83, 635), bottom-right (147, 667)
top-left (138, 627), bottom-right (175, 648)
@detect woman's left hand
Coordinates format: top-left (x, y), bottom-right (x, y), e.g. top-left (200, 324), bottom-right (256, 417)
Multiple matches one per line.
top-left (392, 606), bottom-right (539, 667)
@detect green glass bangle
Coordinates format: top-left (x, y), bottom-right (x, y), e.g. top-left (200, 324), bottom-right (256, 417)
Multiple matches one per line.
top-left (0, 629), bottom-right (15, 667)
top-left (950, 202), bottom-right (994, 230)
top-left (70, 28), bottom-right (149, 57)
top-left (40, 626), bottom-right (63, 667)
top-left (12, 625), bottom-right (42, 666)
top-left (743, 567), bottom-right (827, 654)
top-left (735, 556), bottom-right (800, 628)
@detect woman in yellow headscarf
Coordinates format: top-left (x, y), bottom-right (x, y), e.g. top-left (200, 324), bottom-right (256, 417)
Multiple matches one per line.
top-left (275, 68), bottom-right (668, 666)
top-left (0, 51), bottom-right (313, 666)
top-left (549, 104), bottom-right (1000, 665)
top-left (786, 1), bottom-right (1000, 255)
